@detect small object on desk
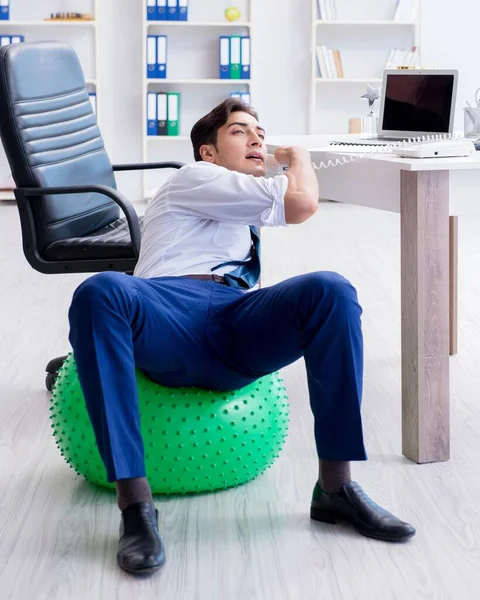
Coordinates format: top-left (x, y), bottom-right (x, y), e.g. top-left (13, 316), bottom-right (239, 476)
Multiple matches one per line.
top-left (360, 84), bottom-right (381, 135)
top-left (464, 96), bottom-right (480, 138)
top-left (361, 84), bottom-right (381, 112)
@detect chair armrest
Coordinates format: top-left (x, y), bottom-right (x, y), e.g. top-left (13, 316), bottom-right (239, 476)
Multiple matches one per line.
top-left (16, 184), bottom-right (142, 259)
top-left (112, 161), bottom-right (184, 172)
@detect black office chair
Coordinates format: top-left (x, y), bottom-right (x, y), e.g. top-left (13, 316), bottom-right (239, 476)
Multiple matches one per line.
top-left (0, 41), bottom-right (183, 390)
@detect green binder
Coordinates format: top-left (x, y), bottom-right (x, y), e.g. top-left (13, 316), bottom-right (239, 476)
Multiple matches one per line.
top-left (167, 92), bottom-right (180, 136)
top-left (229, 36), bottom-right (241, 79)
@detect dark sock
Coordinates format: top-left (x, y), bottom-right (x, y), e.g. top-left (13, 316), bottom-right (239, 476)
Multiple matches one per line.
top-left (318, 460), bottom-right (351, 493)
top-left (115, 477), bottom-right (153, 512)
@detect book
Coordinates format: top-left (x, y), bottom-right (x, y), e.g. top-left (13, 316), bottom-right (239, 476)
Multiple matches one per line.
top-left (316, 45), bottom-right (343, 78)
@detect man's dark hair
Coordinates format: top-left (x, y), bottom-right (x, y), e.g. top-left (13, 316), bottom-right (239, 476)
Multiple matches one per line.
top-left (190, 98), bottom-right (259, 162)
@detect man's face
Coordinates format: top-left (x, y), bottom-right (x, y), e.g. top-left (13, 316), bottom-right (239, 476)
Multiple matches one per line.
top-left (199, 111), bottom-right (266, 176)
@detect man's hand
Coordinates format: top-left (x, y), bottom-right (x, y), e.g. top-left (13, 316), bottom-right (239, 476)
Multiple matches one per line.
top-left (274, 145), bottom-right (311, 166)
top-left (275, 146), bottom-right (319, 225)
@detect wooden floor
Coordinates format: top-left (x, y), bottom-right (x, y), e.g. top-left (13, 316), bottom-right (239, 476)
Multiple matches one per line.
top-left (1, 199), bottom-right (480, 600)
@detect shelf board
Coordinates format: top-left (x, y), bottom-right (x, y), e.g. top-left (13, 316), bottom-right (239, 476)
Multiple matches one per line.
top-left (147, 135), bottom-right (190, 140)
top-left (315, 20), bottom-right (418, 25)
top-left (0, 20), bottom-right (96, 26)
top-left (316, 78), bottom-right (383, 83)
top-left (146, 78), bottom-right (251, 84)
top-left (146, 21), bottom-right (251, 27)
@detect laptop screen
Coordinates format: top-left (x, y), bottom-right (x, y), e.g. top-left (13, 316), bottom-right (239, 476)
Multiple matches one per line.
top-left (381, 73), bottom-right (455, 134)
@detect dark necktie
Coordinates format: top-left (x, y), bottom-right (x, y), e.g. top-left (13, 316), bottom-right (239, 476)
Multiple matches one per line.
top-left (210, 226), bottom-right (261, 289)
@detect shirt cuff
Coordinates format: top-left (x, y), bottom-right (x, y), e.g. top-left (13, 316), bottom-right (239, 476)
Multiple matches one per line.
top-left (260, 174), bottom-right (289, 227)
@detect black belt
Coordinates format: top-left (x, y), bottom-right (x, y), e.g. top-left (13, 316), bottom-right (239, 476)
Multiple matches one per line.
top-left (178, 274), bottom-right (228, 285)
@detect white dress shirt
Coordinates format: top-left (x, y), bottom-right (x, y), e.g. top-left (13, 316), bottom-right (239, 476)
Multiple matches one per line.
top-left (133, 162), bottom-right (289, 280)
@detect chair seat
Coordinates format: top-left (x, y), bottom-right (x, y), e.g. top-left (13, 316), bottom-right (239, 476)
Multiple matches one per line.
top-left (43, 216), bottom-right (144, 261)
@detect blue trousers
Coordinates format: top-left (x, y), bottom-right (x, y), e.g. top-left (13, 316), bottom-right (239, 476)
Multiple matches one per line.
top-left (68, 272), bottom-right (367, 482)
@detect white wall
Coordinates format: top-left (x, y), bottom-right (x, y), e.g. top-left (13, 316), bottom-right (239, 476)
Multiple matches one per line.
top-left (0, 0), bottom-right (477, 202)
top-left (420, 0), bottom-right (478, 133)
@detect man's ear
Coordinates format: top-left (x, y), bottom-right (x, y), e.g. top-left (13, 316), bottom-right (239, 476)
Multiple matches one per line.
top-left (199, 144), bottom-right (216, 163)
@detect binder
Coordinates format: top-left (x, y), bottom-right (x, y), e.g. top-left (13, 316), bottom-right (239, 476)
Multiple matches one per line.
top-left (178, 0), bottom-right (188, 21)
top-left (89, 92), bottom-right (97, 116)
top-left (229, 36), bottom-right (241, 79)
top-left (146, 35), bottom-right (156, 79)
top-left (219, 36), bottom-right (229, 79)
top-left (10, 35), bottom-right (24, 44)
top-left (230, 92), bottom-right (241, 99)
top-left (156, 92), bottom-right (168, 135)
top-left (167, 0), bottom-right (178, 20)
top-left (240, 92), bottom-right (251, 104)
top-left (240, 36), bottom-right (250, 79)
top-left (147, 0), bottom-right (156, 21)
top-left (147, 92), bottom-right (157, 135)
top-left (0, 35), bottom-right (10, 46)
top-left (157, 0), bottom-right (167, 20)
top-left (156, 35), bottom-right (167, 79)
top-left (0, 0), bottom-right (9, 21)
top-left (167, 92), bottom-right (180, 136)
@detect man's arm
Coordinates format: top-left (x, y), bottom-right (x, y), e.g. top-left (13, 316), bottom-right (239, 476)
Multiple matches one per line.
top-left (165, 162), bottom-right (288, 227)
top-left (274, 146), bottom-right (319, 224)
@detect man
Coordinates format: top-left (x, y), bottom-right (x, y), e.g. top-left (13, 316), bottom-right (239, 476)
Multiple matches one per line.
top-left (68, 98), bottom-right (415, 576)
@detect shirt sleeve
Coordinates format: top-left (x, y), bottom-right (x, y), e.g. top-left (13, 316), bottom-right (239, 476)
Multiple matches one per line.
top-left (164, 162), bottom-right (288, 227)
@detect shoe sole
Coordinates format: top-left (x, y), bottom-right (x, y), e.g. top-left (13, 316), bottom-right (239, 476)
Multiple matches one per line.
top-left (310, 507), bottom-right (415, 543)
top-left (117, 556), bottom-right (166, 575)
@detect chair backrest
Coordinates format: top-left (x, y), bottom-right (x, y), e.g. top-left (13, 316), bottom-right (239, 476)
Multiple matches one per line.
top-left (0, 41), bottom-right (119, 253)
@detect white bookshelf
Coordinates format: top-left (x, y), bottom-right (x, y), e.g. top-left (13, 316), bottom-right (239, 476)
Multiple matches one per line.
top-left (0, 0), bottom-right (100, 200)
top-left (309, 0), bottom-right (422, 134)
top-left (141, 0), bottom-right (254, 200)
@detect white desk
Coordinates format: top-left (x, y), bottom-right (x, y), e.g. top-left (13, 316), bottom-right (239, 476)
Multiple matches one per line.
top-left (268, 136), bottom-right (480, 464)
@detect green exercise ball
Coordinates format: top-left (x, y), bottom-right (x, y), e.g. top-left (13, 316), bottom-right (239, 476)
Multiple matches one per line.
top-left (50, 354), bottom-right (290, 495)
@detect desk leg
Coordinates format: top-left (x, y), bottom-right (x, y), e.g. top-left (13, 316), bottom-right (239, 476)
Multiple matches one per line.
top-left (449, 216), bottom-right (458, 356)
top-left (401, 170), bottom-right (450, 463)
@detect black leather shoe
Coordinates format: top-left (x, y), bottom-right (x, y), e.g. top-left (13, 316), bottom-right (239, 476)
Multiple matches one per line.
top-left (117, 502), bottom-right (166, 575)
top-left (310, 481), bottom-right (416, 542)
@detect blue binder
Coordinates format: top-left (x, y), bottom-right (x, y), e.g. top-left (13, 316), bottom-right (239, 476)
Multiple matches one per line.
top-left (219, 36), bottom-right (230, 79)
top-left (157, 0), bottom-right (167, 20)
top-left (147, 92), bottom-right (158, 135)
top-left (156, 35), bottom-right (167, 79)
top-left (241, 36), bottom-right (250, 79)
top-left (10, 35), bottom-right (24, 43)
top-left (167, 0), bottom-right (178, 20)
top-left (146, 35), bottom-right (156, 78)
top-left (147, 0), bottom-right (156, 21)
top-left (0, 0), bottom-right (9, 21)
top-left (178, 0), bottom-right (188, 21)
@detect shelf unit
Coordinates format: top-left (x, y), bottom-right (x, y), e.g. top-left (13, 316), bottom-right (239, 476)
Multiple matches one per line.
top-left (141, 0), bottom-right (254, 200)
top-left (309, 0), bottom-right (422, 134)
top-left (0, 1), bottom-right (100, 200)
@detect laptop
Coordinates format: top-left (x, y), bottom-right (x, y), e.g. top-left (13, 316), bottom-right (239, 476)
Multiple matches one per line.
top-left (332, 69), bottom-right (459, 146)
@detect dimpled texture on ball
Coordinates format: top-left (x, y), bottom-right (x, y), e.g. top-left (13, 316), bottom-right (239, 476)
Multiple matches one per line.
top-left (50, 354), bottom-right (290, 495)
